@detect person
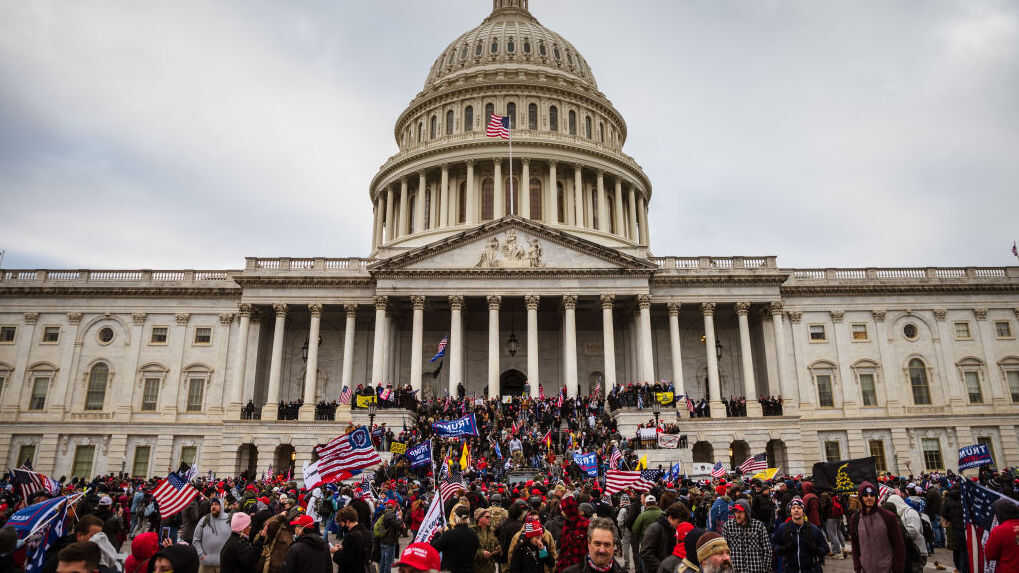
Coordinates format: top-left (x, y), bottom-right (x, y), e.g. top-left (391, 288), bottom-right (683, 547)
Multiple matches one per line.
top-left (124, 531), bottom-right (158, 573)
top-left (721, 499), bottom-right (771, 573)
top-left (940, 484), bottom-right (967, 573)
top-left (985, 497), bottom-right (1019, 571)
top-left (848, 482), bottom-right (904, 573)
top-left (219, 513), bottom-right (260, 573)
top-left (772, 497), bottom-right (827, 573)
top-left (557, 496), bottom-right (590, 572)
top-left (674, 527), bottom-right (706, 573)
top-left (510, 517), bottom-right (556, 573)
top-left (615, 494), bottom-right (633, 571)
top-left (471, 507), bottom-right (502, 573)
top-left (148, 544), bottom-right (201, 573)
top-left (631, 493), bottom-right (662, 571)
top-left (431, 505), bottom-right (479, 573)
top-left (375, 499), bottom-right (407, 573)
top-left (193, 498), bottom-right (231, 573)
top-left (887, 493), bottom-right (928, 573)
top-left (331, 507), bottom-right (371, 573)
top-left (639, 502), bottom-right (685, 573)
top-left (280, 515), bottom-right (331, 573)
top-left (392, 542), bottom-right (442, 573)
top-left (43, 515), bottom-right (105, 573)
top-left (56, 542), bottom-right (107, 573)
top-left (694, 532), bottom-right (733, 573)
top-left (562, 517), bottom-right (626, 573)
top-left (255, 512), bottom-right (293, 573)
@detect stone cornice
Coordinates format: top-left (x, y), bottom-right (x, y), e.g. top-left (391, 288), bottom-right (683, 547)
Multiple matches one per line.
top-left (0, 286), bottom-right (240, 297)
top-left (372, 268), bottom-right (654, 280)
top-left (652, 274), bottom-right (789, 287)
top-left (230, 276), bottom-right (374, 289)
top-left (781, 282), bottom-right (1019, 297)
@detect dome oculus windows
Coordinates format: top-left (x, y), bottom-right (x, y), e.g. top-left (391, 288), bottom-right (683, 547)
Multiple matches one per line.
top-left (97, 327), bottom-right (115, 345)
top-left (903, 323), bottom-right (918, 340)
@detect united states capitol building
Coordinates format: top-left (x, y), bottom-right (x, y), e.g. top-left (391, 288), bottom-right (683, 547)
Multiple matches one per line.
top-left (2, 0), bottom-right (1017, 482)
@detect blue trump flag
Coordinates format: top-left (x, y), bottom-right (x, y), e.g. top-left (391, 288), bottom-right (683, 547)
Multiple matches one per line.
top-left (573, 452), bottom-right (599, 477)
top-left (407, 441), bottom-right (432, 468)
top-left (958, 444), bottom-right (993, 471)
top-left (8, 494), bottom-right (75, 573)
top-left (431, 413), bottom-right (479, 437)
top-left (669, 462), bottom-right (682, 482)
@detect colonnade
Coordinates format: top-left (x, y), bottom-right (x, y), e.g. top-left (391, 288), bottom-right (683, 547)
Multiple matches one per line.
top-left (371, 159), bottom-right (650, 249)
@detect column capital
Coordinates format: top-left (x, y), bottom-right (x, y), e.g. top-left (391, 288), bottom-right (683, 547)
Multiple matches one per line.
top-left (23, 312), bottom-right (39, 325)
top-left (1013, 307), bottom-right (1019, 320)
top-left (871, 310), bottom-right (886, 322)
top-left (596, 169), bottom-right (604, 178)
top-left (829, 310), bottom-right (844, 323)
top-left (700, 302), bottom-right (716, 315)
top-left (769, 301), bottom-right (784, 316)
top-left (272, 303), bottom-right (288, 318)
top-left (637, 294), bottom-right (652, 309)
top-left (934, 309), bottom-right (947, 321)
top-left (448, 295), bottom-right (465, 311)
top-left (219, 313), bottom-right (235, 325)
top-left (67, 312), bottom-right (83, 324)
top-left (465, 159), bottom-right (474, 167)
top-left (525, 295), bottom-right (540, 311)
top-left (132, 312), bottom-right (147, 325)
top-left (344, 303), bottom-right (358, 317)
top-left (600, 294), bottom-right (615, 309)
top-left (521, 157), bottom-right (530, 165)
top-left (410, 296), bottom-right (425, 310)
top-left (176, 312), bottom-right (191, 325)
top-left (548, 159), bottom-right (557, 167)
top-left (487, 295), bottom-right (502, 310)
top-left (238, 303), bottom-right (252, 317)
top-left (400, 175), bottom-right (408, 184)
top-left (735, 302), bottom-right (752, 316)
top-left (308, 303), bottom-right (324, 316)
top-left (562, 295), bottom-right (578, 310)
top-left (667, 302), bottom-right (681, 316)
top-left (373, 296), bottom-right (388, 311)
top-left (974, 308), bottom-right (988, 321)
top-left (787, 311), bottom-right (802, 324)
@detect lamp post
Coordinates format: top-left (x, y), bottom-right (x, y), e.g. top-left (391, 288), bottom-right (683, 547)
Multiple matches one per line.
top-left (367, 399), bottom-right (378, 450)
top-left (652, 398), bottom-right (661, 429)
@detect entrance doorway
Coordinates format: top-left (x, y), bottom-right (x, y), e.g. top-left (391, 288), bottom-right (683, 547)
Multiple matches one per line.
top-left (500, 369), bottom-right (527, 396)
top-left (236, 444), bottom-right (258, 480)
top-left (274, 444), bottom-right (295, 478)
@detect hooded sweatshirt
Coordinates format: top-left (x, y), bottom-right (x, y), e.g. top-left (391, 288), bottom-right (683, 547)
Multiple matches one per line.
top-left (887, 494), bottom-right (928, 558)
top-left (849, 481), bottom-right (905, 573)
top-left (126, 532), bottom-right (159, 573)
top-left (985, 497), bottom-right (1019, 570)
top-left (146, 544), bottom-right (199, 573)
top-left (192, 503), bottom-right (232, 567)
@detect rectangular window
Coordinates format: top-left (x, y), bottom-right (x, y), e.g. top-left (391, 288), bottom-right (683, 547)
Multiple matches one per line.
top-left (141, 378), bottom-right (160, 411)
top-left (186, 378), bottom-right (204, 412)
top-left (41, 326), bottom-right (61, 343)
top-left (809, 324), bottom-right (827, 342)
top-left (72, 445), bottom-right (95, 479)
top-left (922, 438), bottom-right (943, 471)
top-left (824, 440), bottom-right (841, 462)
top-left (858, 373), bottom-right (877, 406)
top-left (1008, 370), bottom-right (1019, 403)
top-left (995, 321), bottom-right (1013, 338)
top-left (954, 321), bottom-right (971, 339)
top-left (0, 374), bottom-right (5, 397)
top-left (0, 326), bottom-right (16, 343)
top-left (868, 440), bottom-right (887, 472)
top-left (150, 326), bottom-right (168, 345)
top-left (132, 446), bottom-right (151, 477)
top-left (851, 323), bottom-right (868, 341)
top-left (17, 444), bottom-right (36, 467)
top-left (180, 445), bottom-right (198, 467)
top-left (964, 371), bottom-right (983, 404)
top-left (193, 327), bottom-right (212, 345)
top-left (976, 436), bottom-right (996, 468)
top-left (29, 377), bottom-right (49, 410)
top-left (815, 373), bottom-right (834, 407)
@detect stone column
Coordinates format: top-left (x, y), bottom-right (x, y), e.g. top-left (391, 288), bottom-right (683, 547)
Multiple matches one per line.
top-left (439, 165), bottom-right (450, 228)
top-left (974, 308), bottom-right (1008, 405)
top-left (563, 295), bottom-right (579, 397)
top-left (520, 159), bottom-right (531, 219)
top-left (601, 295), bottom-right (617, 390)
top-left (228, 304), bottom-right (251, 415)
top-left (736, 302), bottom-right (763, 416)
top-left (448, 296), bottom-right (464, 397)
top-left (409, 296), bottom-right (425, 395)
top-left (465, 160), bottom-right (476, 224)
top-left (48, 312), bottom-right (82, 416)
top-left (701, 303), bottom-right (725, 417)
top-left (372, 196), bottom-right (382, 250)
top-left (494, 159), bottom-right (505, 218)
top-left (5, 313), bottom-right (37, 412)
top-left (370, 296), bottom-right (388, 388)
top-left (584, 183), bottom-right (594, 228)
top-left (667, 303), bottom-right (685, 404)
top-left (415, 173), bottom-right (426, 233)
top-left (638, 295), bottom-right (655, 383)
top-left (385, 185), bottom-right (395, 242)
top-left (770, 302), bottom-right (797, 414)
top-left (398, 178), bottom-right (409, 237)
top-left (596, 171), bottom-right (607, 231)
top-left (546, 161), bottom-right (558, 224)
top-left (261, 304), bottom-right (287, 420)
top-left (638, 196), bottom-right (649, 246)
top-left (526, 295), bottom-right (540, 397)
top-left (573, 165), bottom-right (584, 227)
top-left (340, 304), bottom-right (357, 392)
top-left (299, 304), bottom-right (323, 421)
top-left (487, 296), bottom-right (501, 399)
top-left (628, 186), bottom-right (639, 241)
top-left (614, 178), bottom-right (625, 235)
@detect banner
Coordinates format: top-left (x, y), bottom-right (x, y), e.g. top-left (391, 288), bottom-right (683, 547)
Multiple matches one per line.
top-left (573, 452), bottom-right (598, 477)
top-left (958, 444), bottom-right (993, 471)
top-left (390, 442), bottom-right (407, 455)
top-left (407, 442), bottom-right (431, 468)
top-left (502, 395), bottom-right (514, 404)
top-left (302, 460), bottom-right (323, 490)
top-left (431, 413), bottom-right (479, 437)
top-left (414, 492), bottom-right (446, 544)
top-left (658, 434), bottom-right (680, 449)
top-left (638, 427), bottom-right (658, 440)
top-left (752, 468), bottom-right (779, 481)
top-left (655, 391), bottom-right (674, 405)
top-left (811, 456), bottom-right (878, 494)
top-left (356, 394), bottom-right (377, 408)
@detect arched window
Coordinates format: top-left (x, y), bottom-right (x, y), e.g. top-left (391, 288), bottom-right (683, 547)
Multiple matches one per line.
top-left (529, 177), bottom-right (542, 219)
top-left (504, 176), bottom-right (519, 215)
top-left (528, 104), bottom-right (537, 130)
top-left (568, 110), bottom-right (577, 135)
top-left (506, 102), bottom-right (516, 129)
top-left (607, 192), bottom-right (616, 233)
top-left (956, 357), bottom-right (985, 404)
top-left (417, 122), bottom-right (423, 143)
top-left (490, 38), bottom-right (499, 54)
top-left (445, 110), bottom-right (454, 135)
top-left (430, 115), bottom-right (437, 139)
top-left (407, 194), bottom-right (416, 232)
top-left (475, 41), bottom-right (483, 57)
top-left (86, 363), bottom-right (109, 410)
top-left (481, 178), bottom-right (494, 220)
top-left (549, 106), bottom-right (558, 131)
top-left (553, 45), bottom-right (561, 61)
top-left (423, 187), bottom-right (432, 230)
top-left (458, 181), bottom-right (467, 224)
top-left (507, 37), bottom-right (515, 53)
top-left (460, 44), bottom-right (469, 59)
top-left (446, 51), bottom-right (454, 66)
top-left (523, 38), bottom-right (531, 54)
top-left (585, 116), bottom-right (592, 139)
top-left (485, 103), bottom-right (495, 125)
top-left (464, 106), bottom-right (474, 132)
top-left (599, 122), bottom-right (605, 142)
top-left (908, 358), bottom-right (931, 405)
top-left (557, 181), bottom-right (565, 222)
top-left (538, 41), bottom-right (546, 56)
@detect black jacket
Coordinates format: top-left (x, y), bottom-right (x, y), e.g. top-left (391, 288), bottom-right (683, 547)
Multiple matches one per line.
top-left (562, 557), bottom-right (627, 573)
top-left (639, 515), bottom-right (676, 573)
top-left (497, 518), bottom-right (523, 563)
top-left (333, 523), bottom-right (371, 572)
top-left (220, 532), bottom-right (260, 573)
top-left (510, 539), bottom-right (554, 573)
top-left (349, 498), bottom-right (372, 529)
top-left (281, 530), bottom-right (332, 573)
top-left (431, 524), bottom-right (480, 573)
top-left (772, 520), bottom-right (828, 573)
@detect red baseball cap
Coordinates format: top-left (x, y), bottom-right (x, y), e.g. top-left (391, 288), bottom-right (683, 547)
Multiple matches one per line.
top-left (393, 542), bottom-right (441, 571)
top-left (289, 515), bottom-right (314, 528)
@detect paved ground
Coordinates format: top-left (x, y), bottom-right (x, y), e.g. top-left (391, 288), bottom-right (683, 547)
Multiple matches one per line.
top-left (823, 547), bottom-right (956, 573)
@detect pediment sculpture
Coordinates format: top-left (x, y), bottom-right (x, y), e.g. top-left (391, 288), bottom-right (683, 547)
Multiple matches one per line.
top-left (476, 230), bottom-right (544, 268)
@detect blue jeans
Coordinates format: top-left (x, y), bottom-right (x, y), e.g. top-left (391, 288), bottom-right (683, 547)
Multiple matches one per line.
top-left (931, 517), bottom-right (945, 547)
top-left (381, 543), bottom-right (397, 573)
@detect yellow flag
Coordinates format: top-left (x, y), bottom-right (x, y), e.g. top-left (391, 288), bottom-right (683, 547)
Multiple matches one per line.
top-left (637, 455), bottom-right (648, 470)
top-left (460, 442), bottom-right (471, 470)
top-left (752, 468), bottom-right (779, 481)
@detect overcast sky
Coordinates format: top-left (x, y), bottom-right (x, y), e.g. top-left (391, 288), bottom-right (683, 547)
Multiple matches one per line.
top-left (1, 0), bottom-right (1017, 270)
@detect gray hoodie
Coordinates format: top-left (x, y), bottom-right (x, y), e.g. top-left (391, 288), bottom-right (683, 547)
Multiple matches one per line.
top-left (192, 501), bottom-right (231, 566)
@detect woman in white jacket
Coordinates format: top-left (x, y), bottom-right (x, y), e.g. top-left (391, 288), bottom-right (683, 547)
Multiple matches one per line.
top-left (887, 494), bottom-right (928, 573)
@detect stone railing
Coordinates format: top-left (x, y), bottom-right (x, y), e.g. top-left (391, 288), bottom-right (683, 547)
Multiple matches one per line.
top-left (0, 269), bottom-right (238, 283)
top-left (786, 267), bottom-right (1016, 282)
top-left (649, 256), bottom-right (778, 271)
top-left (244, 257), bottom-right (373, 272)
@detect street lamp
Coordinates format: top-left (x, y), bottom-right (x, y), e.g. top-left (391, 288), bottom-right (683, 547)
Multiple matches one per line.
top-left (652, 398), bottom-right (661, 429)
top-left (301, 336), bottom-right (322, 362)
top-left (367, 399), bottom-right (378, 449)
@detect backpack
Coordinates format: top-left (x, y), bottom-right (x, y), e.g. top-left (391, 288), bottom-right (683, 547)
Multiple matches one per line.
top-left (317, 496), bottom-right (333, 518)
top-left (920, 515), bottom-right (934, 547)
top-left (373, 514), bottom-right (389, 538)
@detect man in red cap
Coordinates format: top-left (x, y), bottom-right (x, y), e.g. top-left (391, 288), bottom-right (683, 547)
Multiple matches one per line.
top-left (392, 542), bottom-right (441, 573)
top-left (280, 514), bottom-right (330, 573)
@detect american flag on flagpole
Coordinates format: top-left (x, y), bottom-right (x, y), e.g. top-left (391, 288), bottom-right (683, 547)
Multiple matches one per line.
top-left (962, 478), bottom-right (1018, 573)
top-left (738, 453), bottom-right (768, 474)
top-left (11, 467), bottom-right (61, 501)
top-left (604, 470), bottom-right (658, 494)
top-left (338, 386), bottom-right (352, 405)
top-left (710, 461), bottom-right (726, 478)
top-left (609, 447), bottom-right (623, 470)
top-left (152, 472), bottom-right (200, 519)
top-left (430, 336), bottom-right (448, 362)
top-left (439, 470), bottom-right (467, 503)
top-left (313, 426), bottom-right (383, 486)
top-left (486, 114), bottom-right (510, 139)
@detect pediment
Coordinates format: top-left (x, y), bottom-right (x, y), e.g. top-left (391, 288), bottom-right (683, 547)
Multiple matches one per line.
top-left (369, 216), bottom-right (657, 274)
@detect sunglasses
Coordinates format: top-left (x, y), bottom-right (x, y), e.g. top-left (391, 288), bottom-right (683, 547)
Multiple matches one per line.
top-left (861, 492), bottom-right (876, 497)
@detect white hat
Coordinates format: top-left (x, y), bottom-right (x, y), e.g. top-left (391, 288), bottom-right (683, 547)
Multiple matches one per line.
top-left (644, 494), bottom-right (656, 504)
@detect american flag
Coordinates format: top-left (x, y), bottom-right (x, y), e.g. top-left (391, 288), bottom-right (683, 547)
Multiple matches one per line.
top-left (430, 336), bottom-right (448, 362)
top-left (962, 478), bottom-right (1018, 573)
top-left (314, 427), bottom-right (382, 484)
top-left (605, 469), bottom-right (656, 494)
top-left (738, 453), bottom-right (768, 474)
top-left (339, 386), bottom-right (352, 405)
top-left (556, 391), bottom-right (563, 408)
top-left (543, 429), bottom-right (552, 450)
top-left (710, 462), bottom-right (726, 478)
top-left (11, 467), bottom-right (61, 501)
top-left (486, 114), bottom-right (510, 139)
top-left (152, 472), bottom-right (199, 519)
top-left (609, 447), bottom-right (623, 470)
top-left (439, 470), bottom-right (467, 502)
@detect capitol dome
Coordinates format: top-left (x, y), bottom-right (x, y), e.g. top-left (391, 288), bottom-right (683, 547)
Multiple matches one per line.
top-left (369, 0), bottom-right (652, 257)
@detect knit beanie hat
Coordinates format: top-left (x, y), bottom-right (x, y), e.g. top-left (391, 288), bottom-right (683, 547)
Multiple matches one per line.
top-left (696, 531), bottom-right (730, 562)
top-left (231, 512), bottom-right (252, 533)
top-left (523, 517), bottom-right (543, 538)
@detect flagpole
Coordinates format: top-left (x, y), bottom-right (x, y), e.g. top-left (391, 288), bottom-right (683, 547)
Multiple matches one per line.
top-left (508, 126), bottom-right (514, 215)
